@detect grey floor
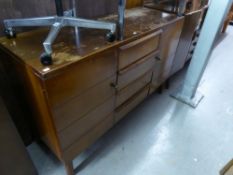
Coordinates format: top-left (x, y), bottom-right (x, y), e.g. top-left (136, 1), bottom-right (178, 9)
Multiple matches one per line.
top-left (28, 26), bottom-right (233, 175)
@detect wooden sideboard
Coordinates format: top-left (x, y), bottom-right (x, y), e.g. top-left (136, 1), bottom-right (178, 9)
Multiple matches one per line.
top-left (0, 7), bottom-right (184, 175)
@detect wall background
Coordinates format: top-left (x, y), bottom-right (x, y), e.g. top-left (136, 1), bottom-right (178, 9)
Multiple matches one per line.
top-left (0, 0), bottom-right (118, 36)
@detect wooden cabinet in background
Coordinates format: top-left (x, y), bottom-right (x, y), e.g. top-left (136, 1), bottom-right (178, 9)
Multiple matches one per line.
top-left (126, 0), bottom-right (143, 8)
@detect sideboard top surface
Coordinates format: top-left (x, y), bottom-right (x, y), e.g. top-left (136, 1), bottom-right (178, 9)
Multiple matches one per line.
top-left (0, 7), bottom-right (181, 78)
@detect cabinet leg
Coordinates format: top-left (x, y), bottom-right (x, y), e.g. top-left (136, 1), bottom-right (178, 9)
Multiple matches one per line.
top-left (64, 161), bottom-right (74, 175)
top-left (157, 85), bottom-right (163, 94)
top-left (165, 79), bottom-right (170, 89)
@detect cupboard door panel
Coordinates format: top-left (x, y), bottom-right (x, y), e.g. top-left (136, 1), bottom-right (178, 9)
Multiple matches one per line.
top-left (45, 49), bottom-right (117, 108)
top-left (53, 76), bottom-right (116, 131)
top-left (59, 97), bottom-right (115, 149)
top-left (63, 113), bottom-right (114, 161)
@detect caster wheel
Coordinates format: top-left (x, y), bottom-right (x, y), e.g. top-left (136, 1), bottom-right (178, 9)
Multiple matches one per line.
top-left (106, 32), bottom-right (116, 42)
top-left (4, 29), bottom-right (16, 39)
top-left (40, 53), bottom-right (53, 66)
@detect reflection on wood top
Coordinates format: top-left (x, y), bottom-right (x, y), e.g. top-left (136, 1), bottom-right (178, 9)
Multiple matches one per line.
top-left (0, 7), bottom-right (180, 78)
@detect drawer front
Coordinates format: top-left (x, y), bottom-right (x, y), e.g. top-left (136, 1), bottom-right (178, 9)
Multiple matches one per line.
top-left (45, 49), bottom-right (117, 108)
top-left (116, 70), bottom-right (152, 107)
top-left (63, 113), bottom-right (114, 161)
top-left (119, 30), bottom-right (162, 70)
top-left (117, 52), bottom-right (157, 89)
top-left (53, 76), bottom-right (116, 131)
top-left (59, 97), bottom-right (115, 149)
top-left (115, 85), bottom-right (149, 123)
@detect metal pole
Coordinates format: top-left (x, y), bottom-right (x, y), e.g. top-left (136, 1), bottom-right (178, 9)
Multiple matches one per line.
top-left (172, 0), bottom-right (233, 108)
top-left (118, 0), bottom-right (126, 40)
top-left (55, 0), bottom-right (64, 16)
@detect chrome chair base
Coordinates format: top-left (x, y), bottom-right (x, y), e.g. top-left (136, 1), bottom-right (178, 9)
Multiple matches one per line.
top-left (4, 10), bottom-right (116, 65)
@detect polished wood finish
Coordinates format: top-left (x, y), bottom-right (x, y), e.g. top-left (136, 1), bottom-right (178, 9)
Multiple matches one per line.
top-left (53, 75), bottom-right (116, 132)
top-left (45, 49), bottom-right (117, 108)
top-left (0, 7), bottom-right (185, 175)
top-left (126, 0), bottom-right (143, 8)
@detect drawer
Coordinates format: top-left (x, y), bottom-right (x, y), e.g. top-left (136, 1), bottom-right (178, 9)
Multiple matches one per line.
top-left (119, 30), bottom-right (162, 70)
top-left (53, 76), bottom-right (116, 131)
top-left (63, 113), bottom-right (114, 160)
top-left (116, 70), bottom-right (152, 107)
top-left (117, 52), bottom-right (157, 90)
top-left (45, 49), bottom-right (117, 108)
top-left (59, 97), bottom-right (115, 149)
top-left (115, 85), bottom-right (149, 123)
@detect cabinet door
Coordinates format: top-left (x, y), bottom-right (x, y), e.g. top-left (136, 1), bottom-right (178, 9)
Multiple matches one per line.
top-left (159, 18), bottom-right (184, 82)
top-left (45, 49), bottom-right (117, 108)
top-left (58, 97), bottom-right (115, 149)
top-left (170, 12), bottom-right (201, 76)
top-left (53, 76), bottom-right (116, 131)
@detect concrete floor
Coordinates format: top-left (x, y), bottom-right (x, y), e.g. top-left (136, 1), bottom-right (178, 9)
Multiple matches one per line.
top-left (28, 26), bottom-right (233, 175)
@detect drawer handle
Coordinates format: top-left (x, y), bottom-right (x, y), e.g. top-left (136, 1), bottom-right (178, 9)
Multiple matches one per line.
top-left (155, 56), bottom-right (161, 61)
top-left (110, 83), bottom-right (118, 90)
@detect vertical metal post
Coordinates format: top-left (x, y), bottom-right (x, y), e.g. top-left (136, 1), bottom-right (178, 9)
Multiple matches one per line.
top-left (118, 0), bottom-right (126, 40)
top-left (69, 0), bottom-right (77, 17)
top-left (55, 0), bottom-right (64, 16)
top-left (178, 0), bottom-right (187, 16)
top-left (69, 0), bottom-right (80, 47)
top-left (172, 0), bottom-right (233, 108)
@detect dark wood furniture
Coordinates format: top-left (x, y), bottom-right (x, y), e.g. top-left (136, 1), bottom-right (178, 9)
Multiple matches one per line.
top-left (0, 7), bottom-right (184, 175)
top-left (0, 97), bottom-right (37, 175)
top-left (144, 0), bottom-right (208, 78)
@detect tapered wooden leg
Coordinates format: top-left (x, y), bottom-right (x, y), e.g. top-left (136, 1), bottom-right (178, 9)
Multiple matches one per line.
top-left (64, 161), bottom-right (74, 175)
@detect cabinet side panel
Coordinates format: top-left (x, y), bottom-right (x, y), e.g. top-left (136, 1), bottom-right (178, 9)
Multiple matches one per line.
top-left (24, 68), bottom-right (63, 160)
top-left (159, 18), bottom-right (184, 82)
